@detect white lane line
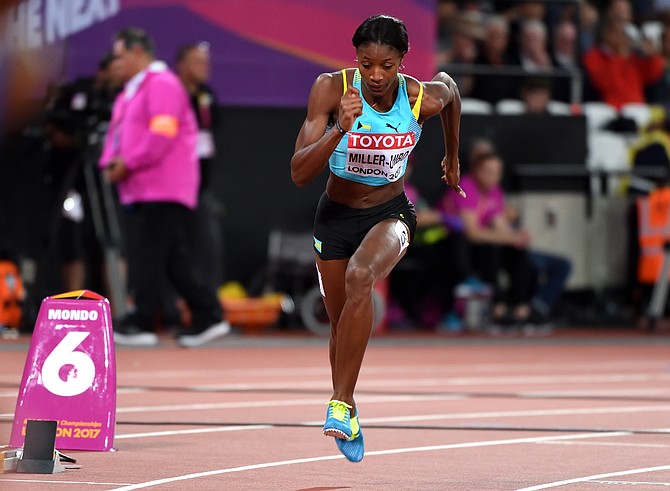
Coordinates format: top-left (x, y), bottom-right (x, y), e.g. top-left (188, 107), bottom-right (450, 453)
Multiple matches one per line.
top-left (111, 422), bottom-right (669, 443)
top-left (520, 388), bottom-right (670, 398)
top-left (515, 465), bottom-right (670, 490)
top-left (0, 388), bottom-right (143, 398)
top-left (350, 404), bottom-right (670, 425)
top-left (5, 368), bottom-right (670, 395)
top-left (111, 360), bottom-right (670, 380)
top-left (134, 372), bottom-right (670, 392)
top-left (6, 399), bottom-right (668, 425)
top-left (355, 373), bottom-right (670, 389)
top-left (0, 479), bottom-right (133, 486)
top-left (5, 400), bottom-right (670, 427)
top-left (115, 393), bottom-right (462, 414)
top-left (119, 400), bottom-right (670, 420)
top-left (587, 480), bottom-right (670, 486)
top-left (107, 432), bottom-right (629, 491)
top-left (0, 360), bottom-right (666, 385)
top-left (115, 425), bottom-right (272, 440)
top-left (2, 381), bottom-right (670, 401)
top-left (541, 441), bottom-right (670, 449)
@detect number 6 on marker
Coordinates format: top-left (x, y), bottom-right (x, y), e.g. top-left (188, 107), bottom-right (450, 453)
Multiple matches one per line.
top-left (42, 332), bottom-right (96, 397)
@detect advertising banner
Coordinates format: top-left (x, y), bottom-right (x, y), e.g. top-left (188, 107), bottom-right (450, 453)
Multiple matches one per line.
top-left (1, 0), bottom-right (436, 107)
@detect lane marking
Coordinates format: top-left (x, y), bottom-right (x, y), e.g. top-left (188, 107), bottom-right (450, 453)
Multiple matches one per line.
top-left (110, 360), bottom-right (670, 380)
top-left (5, 400), bottom-right (670, 427)
top-left (109, 403), bottom-right (670, 441)
top-left (349, 405), bottom-right (670, 425)
top-left (515, 465), bottom-right (670, 490)
top-left (587, 480), bottom-right (670, 486)
top-left (0, 479), bottom-right (133, 486)
top-left (520, 388), bottom-right (670, 398)
top-left (542, 440), bottom-right (670, 449)
top-left (0, 389), bottom-right (148, 398)
top-left (4, 364), bottom-right (670, 397)
top-left (123, 372), bottom-right (670, 391)
top-left (353, 373), bottom-right (670, 389)
top-left (108, 432), bottom-right (629, 491)
top-left (112, 422), bottom-right (670, 442)
top-left (115, 424), bottom-right (271, 440)
top-left (0, 359), bottom-right (667, 385)
top-left (114, 393), bottom-right (462, 414)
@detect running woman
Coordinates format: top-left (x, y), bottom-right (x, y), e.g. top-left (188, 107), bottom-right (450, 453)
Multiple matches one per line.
top-left (291, 14), bottom-right (464, 462)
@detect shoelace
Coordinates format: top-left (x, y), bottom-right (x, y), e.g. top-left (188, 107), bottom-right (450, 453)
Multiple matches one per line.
top-left (325, 400), bottom-right (352, 422)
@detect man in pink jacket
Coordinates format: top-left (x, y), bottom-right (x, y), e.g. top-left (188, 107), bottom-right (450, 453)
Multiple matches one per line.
top-left (100, 27), bottom-right (229, 347)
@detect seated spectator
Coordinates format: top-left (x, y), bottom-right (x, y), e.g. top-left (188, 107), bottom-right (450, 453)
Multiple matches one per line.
top-left (582, 17), bottom-right (665, 109)
top-left (470, 15), bottom-right (518, 103)
top-left (551, 19), bottom-right (581, 102)
top-left (467, 137), bottom-right (571, 324)
top-left (506, 205), bottom-right (572, 324)
top-left (440, 11), bottom-right (483, 98)
top-left (390, 162), bottom-right (469, 329)
top-left (500, 1), bottom-right (549, 58)
top-left (512, 19), bottom-right (554, 73)
top-left (604, 0), bottom-right (635, 25)
top-left (519, 76), bottom-right (553, 114)
top-left (578, 1), bottom-right (601, 54)
top-left (437, 0), bottom-right (459, 48)
top-left (439, 151), bottom-right (539, 332)
top-left (647, 22), bottom-right (670, 108)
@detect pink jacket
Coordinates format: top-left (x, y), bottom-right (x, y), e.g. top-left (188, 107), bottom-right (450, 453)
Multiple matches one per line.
top-left (99, 62), bottom-right (200, 209)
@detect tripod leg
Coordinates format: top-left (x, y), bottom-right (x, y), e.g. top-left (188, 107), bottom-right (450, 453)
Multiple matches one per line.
top-left (83, 162), bottom-right (128, 319)
top-left (646, 245), bottom-right (670, 332)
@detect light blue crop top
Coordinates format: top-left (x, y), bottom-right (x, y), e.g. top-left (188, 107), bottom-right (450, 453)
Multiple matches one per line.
top-left (328, 69), bottom-right (423, 186)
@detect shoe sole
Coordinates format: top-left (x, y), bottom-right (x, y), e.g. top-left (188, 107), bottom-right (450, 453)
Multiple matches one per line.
top-left (323, 428), bottom-right (349, 439)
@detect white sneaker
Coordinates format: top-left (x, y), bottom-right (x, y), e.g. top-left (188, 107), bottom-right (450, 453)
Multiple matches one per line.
top-left (113, 329), bottom-right (158, 347)
top-left (177, 320), bottom-right (231, 348)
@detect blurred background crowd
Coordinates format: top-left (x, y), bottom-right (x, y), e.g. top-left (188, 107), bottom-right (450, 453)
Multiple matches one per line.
top-left (437, 0), bottom-right (670, 109)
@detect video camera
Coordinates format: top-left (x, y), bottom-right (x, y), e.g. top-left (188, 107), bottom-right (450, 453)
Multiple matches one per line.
top-left (44, 76), bottom-right (117, 153)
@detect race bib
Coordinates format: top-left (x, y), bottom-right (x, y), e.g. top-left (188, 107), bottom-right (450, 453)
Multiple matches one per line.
top-left (345, 132), bottom-right (416, 182)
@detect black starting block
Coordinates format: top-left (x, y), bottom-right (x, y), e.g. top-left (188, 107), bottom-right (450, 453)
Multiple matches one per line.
top-left (15, 420), bottom-right (75, 474)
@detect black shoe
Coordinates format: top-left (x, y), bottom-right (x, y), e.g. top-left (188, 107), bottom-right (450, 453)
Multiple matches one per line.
top-left (486, 314), bottom-right (520, 336)
top-left (522, 311), bottom-right (554, 337)
top-left (177, 320), bottom-right (231, 347)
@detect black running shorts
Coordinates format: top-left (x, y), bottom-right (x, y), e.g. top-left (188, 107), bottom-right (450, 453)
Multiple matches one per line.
top-left (312, 192), bottom-right (417, 260)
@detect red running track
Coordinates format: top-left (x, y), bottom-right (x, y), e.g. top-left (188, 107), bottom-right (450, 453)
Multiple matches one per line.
top-left (1, 328), bottom-right (669, 490)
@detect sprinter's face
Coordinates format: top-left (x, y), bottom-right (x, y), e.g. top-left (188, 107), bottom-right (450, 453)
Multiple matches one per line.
top-left (356, 43), bottom-right (402, 100)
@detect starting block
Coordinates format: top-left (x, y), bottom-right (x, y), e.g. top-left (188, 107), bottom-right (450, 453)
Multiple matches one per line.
top-left (16, 420), bottom-right (65, 474)
top-left (10, 290), bottom-right (116, 451)
top-left (2, 421), bottom-right (78, 475)
top-left (1, 447), bottom-right (20, 473)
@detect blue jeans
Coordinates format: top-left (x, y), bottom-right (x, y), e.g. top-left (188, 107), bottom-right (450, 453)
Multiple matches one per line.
top-left (529, 251), bottom-right (572, 314)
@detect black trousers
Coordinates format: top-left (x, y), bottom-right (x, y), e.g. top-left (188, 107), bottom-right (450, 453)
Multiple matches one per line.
top-left (469, 242), bottom-right (534, 306)
top-left (123, 202), bottom-right (222, 332)
top-left (391, 232), bottom-right (470, 320)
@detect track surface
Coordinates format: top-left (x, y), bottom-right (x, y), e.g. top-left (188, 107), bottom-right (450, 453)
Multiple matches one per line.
top-left (1, 328), bottom-right (669, 490)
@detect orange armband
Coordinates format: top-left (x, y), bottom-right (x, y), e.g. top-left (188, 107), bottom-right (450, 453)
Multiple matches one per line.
top-left (149, 114), bottom-right (178, 138)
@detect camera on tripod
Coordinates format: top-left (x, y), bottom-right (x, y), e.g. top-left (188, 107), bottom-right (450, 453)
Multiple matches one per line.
top-left (44, 76), bottom-right (114, 155)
